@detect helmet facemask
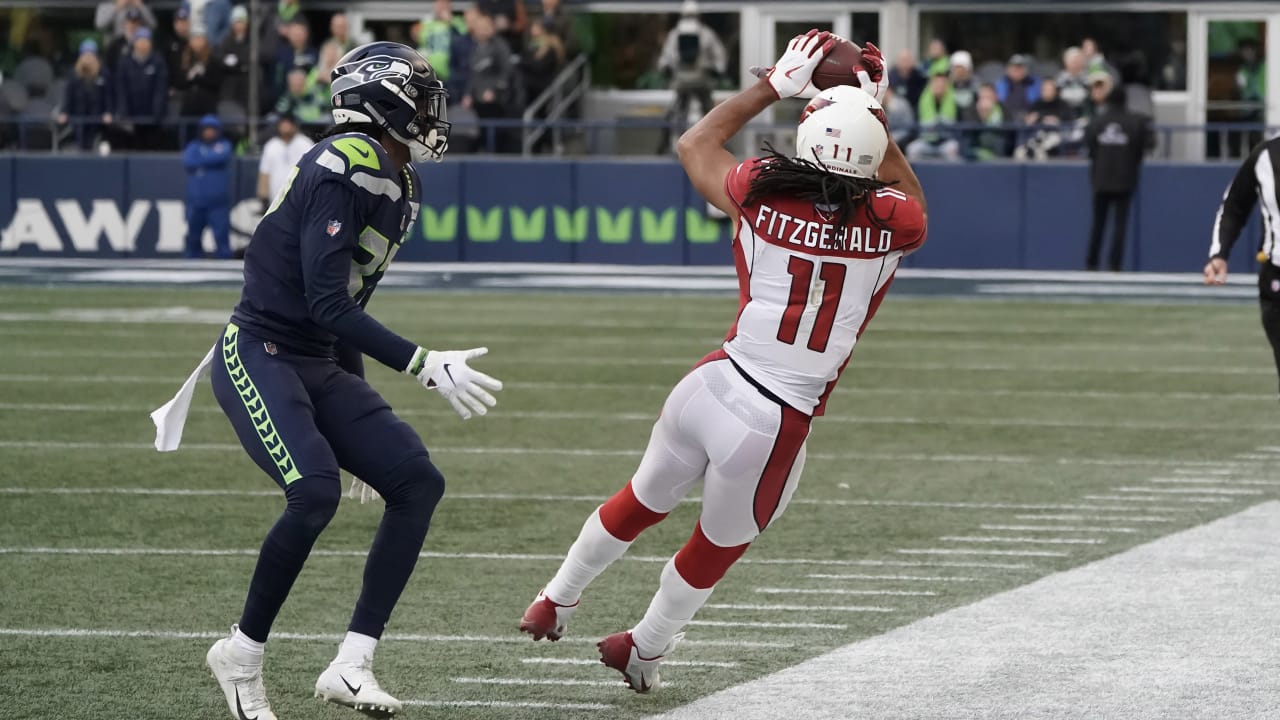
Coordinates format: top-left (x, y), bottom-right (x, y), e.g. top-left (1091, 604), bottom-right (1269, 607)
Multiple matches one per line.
top-left (330, 46), bottom-right (452, 163)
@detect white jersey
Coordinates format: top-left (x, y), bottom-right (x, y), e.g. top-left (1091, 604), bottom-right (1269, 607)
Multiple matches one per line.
top-left (259, 134), bottom-right (316, 202)
top-left (720, 158), bottom-right (927, 416)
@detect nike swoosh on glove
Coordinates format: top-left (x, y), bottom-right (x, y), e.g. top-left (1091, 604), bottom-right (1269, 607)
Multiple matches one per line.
top-left (406, 347), bottom-right (504, 419)
top-left (764, 29), bottom-right (835, 99)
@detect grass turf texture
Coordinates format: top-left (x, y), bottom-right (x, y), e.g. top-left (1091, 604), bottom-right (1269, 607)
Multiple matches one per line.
top-left (1, 286), bottom-right (1278, 720)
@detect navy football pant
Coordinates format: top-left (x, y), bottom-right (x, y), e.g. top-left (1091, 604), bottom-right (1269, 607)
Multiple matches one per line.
top-left (211, 323), bottom-right (445, 642)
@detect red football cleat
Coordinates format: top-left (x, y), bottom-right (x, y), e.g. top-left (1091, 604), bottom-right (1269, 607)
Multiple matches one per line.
top-left (518, 590), bottom-right (578, 641)
top-left (597, 631), bottom-right (683, 693)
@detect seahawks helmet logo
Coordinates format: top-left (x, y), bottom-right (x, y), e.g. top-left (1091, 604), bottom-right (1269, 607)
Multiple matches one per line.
top-left (335, 56), bottom-right (414, 86)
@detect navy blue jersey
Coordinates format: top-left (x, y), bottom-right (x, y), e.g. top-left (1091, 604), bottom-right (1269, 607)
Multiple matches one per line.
top-left (231, 132), bottom-right (422, 372)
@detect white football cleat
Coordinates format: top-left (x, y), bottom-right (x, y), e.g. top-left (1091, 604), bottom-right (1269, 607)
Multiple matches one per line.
top-left (597, 631), bottom-right (684, 693)
top-left (315, 658), bottom-right (403, 718)
top-left (206, 626), bottom-right (277, 720)
top-left (518, 589), bottom-right (578, 641)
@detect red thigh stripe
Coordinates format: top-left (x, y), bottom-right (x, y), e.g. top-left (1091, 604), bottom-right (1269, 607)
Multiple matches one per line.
top-left (751, 406), bottom-right (811, 532)
top-left (598, 481), bottom-right (668, 542)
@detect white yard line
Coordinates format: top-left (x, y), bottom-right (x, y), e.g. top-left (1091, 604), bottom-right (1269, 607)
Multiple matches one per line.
top-left (939, 536), bottom-right (1104, 545)
top-left (755, 588), bottom-right (937, 597)
top-left (403, 700), bottom-right (614, 711)
top-left (805, 574), bottom-right (978, 583)
top-left (521, 657), bottom-right (739, 669)
top-left (687, 620), bottom-right (847, 630)
top-left (896, 548), bottom-right (1071, 558)
top-left (979, 524), bottom-right (1139, 535)
top-left (1113, 486), bottom-right (1265, 496)
top-left (1083, 494), bottom-right (1235, 504)
top-left (0, 627), bottom-right (788, 649)
top-left (451, 677), bottom-right (629, 688)
top-left (1010, 514), bottom-right (1173, 523)
top-left (1147, 477), bottom-right (1280, 487)
top-left (702, 603), bottom-right (895, 614)
top-left (1172, 467), bottom-right (1238, 476)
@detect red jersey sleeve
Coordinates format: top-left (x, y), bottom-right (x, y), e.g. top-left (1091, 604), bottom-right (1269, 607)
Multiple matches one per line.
top-left (869, 189), bottom-right (927, 254)
top-left (723, 158), bottom-right (763, 211)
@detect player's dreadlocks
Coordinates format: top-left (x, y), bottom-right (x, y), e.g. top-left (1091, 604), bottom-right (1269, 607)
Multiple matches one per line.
top-left (743, 142), bottom-right (897, 232)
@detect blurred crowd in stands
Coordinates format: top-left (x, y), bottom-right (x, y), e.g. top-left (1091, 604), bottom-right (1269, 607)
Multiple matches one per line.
top-left (1, 0), bottom-right (583, 153)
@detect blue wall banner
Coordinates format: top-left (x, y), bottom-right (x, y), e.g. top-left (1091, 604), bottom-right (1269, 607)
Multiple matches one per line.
top-left (0, 155), bottom-right (1256, 272)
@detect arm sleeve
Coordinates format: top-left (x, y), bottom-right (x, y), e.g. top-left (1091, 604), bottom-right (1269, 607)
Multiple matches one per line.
top-left (334, 338), bottom-right (366, 378)
top-left (182, 141), bottom-right (201, 169)
top-left (1211, 144), bottom-right (1263, 260)
top-left (299, 178), bottom-right (420, 372)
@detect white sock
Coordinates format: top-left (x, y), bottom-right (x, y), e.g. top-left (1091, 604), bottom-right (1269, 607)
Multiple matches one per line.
top-left (231, 626), bottom-right (265, 659)
top-left (335, 631), bottom-right (378, 665)
top-left (630, 558), bottom-right (714, 658)
top-left (544, 508), bottom-right (632, 606)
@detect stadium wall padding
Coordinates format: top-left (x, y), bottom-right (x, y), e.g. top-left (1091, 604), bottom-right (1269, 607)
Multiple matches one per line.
top-left (0, 156), bottom-right (1258, 271)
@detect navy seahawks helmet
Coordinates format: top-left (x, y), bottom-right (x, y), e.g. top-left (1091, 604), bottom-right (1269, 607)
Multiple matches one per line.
top-left (330, 42), bottom-right (450, 162)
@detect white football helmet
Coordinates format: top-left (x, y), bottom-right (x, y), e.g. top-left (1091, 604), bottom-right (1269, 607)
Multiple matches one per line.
top-left (795, 85), bottom-right (889, 179)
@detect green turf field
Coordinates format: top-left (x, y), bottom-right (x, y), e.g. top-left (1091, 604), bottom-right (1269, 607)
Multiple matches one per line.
top-left (2, 286), bottom-right (1278, 720)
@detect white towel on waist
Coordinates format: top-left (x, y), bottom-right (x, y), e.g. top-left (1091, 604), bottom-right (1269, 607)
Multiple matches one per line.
top-left (151, 343), bottom-right (218, 452)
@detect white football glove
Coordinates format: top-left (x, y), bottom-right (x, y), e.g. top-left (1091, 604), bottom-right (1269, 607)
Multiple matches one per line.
top-left (347, 476), bottom-right (381, 504)
top-left (405, 347), bottom-right (503, 420)
top-left (764, 29), bottom-right (835, 99)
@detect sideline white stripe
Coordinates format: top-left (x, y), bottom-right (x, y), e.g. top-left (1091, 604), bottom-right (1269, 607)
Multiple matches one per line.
top-left (521, 657), bottom-right (739, 669)
top-left (1113, 486), bottom-right (1265, 497)
top-left (1172, 467), bottom-right (1238, 476)
top-left (896, 548), bottom-right (1070, 558)
top-left (979, 524), bottom-right (1139, 535)
top-left (404, 700), bottom-right (613, 711)
top-left (451, 677), bottom-right (629, 688)
top-left (940, 536), bottom-right (1104, 545)
top-left (1083, 494), bottom-right (1234, 505)
top-left (1147, 477), bottom-right (1280, 487)
top-left (0, 627), bottom-right (788, 649)
top-left (688, 620), bottom-right (847, 630)
top-left (755, 588), bottom-right (937, 597)
top-left (703, 603), bottom-right (895, 613)
top-left (0, 485), bottom-right (1188, 513)
top-left (806, 574), bottom-right (978, 583)
top-left (1011, 514), bottom-right (1172, 523)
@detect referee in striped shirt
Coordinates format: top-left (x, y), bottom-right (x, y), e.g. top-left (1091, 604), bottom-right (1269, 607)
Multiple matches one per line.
top-left (1204, 136), bottom-right (1280, 392)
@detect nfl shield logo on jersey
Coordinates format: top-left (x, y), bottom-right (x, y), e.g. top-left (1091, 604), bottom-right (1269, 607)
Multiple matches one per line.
top-left (326, 220), bottom-right (343, 237)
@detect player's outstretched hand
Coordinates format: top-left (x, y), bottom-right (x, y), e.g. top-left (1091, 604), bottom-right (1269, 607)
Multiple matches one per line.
top-left (855, 41), bottom-right (889, 102)
top-left (407, 347), bottom-right (504, 419)
top-left (765, 29), bottom-right (836, 100)
top-left (1203, 258), bottom-right (1228, 285)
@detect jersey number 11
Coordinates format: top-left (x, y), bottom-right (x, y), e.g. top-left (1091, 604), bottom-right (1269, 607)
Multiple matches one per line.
top-left (777, 256), bottom-right (846, 353)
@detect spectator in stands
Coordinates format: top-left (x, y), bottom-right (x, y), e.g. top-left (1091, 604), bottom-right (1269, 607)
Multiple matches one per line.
top-left (1083, 69), bottom-right (1112, 121)
top-left (908, 71), bottom-right (960, 161)
top-left (115, 27), bottom-right (168, 149)
top-left (880, 88), bottom-right (915, 148)
top-left (1085, 84), bottom-right (1151, 272)
top-left (1081, 38), bottom-right (1119, 80)
top-left (257, 113), bottom-right (313, 208)
top-left (995, 54), bottom-right (1040, 124)
top-left (536, 0), bottom-right (577, 57)
top-left (969, 83), bottom-right (1008, 160)
top-left (656, 0), bottom-right (727, 151)
top-left (216, 5), bottom-right (250, 107)
top-left (164, 6), bottom-right (192, 92)
top-left (201, 0), bottom-right (233, 46)
top-left (1015, 77), bottom-right (1073, 160)
top-left (924, 38), bottom-right (949, 77)
top-left (1234, 38), bottom-right (1266, 154)
top-left (522, 17), bottom-right (565, 146)
top-left (273, 21), bottom-right (317, 101)
top-left (58, 39), bottom-right (114, 151)
top-left (182, 114), bottom-right (232, 258)
top-left (317, 12), bottom-right (354, 78)
top-left (889, 48), bottom-right (926, 111)
top-left (274, 67), bottom-right (327, 126)
top-left (1056, 47), bottom-right (1089, 114)
top-left (477, 0), bottom-right (527, 52)
top-left (1159, 38), bottom-right (1187, 91)
top-left (415, 0), bottom-right (470, 99)
top-left (465, 12), bottom-right (516, 151)
top-left (96, 0), bottom-right (156, 42)
top-left (176, 31), bottom-right (222, 129)
top-left (949, 50), bottom-right (977, 122)
top-left (104, 7), bottom-right (146, 68)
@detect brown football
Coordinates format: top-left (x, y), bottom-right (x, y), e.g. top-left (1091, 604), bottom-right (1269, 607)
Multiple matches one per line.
top-left (812, 36), bottom-right (865, 91)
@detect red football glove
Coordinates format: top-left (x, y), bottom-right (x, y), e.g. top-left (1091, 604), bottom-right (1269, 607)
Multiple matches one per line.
top-left (855, 41), bottom-right (889, 102)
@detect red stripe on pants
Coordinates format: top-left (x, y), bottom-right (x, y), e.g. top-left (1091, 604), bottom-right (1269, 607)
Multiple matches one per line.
top-left (674, 520), bottom-right (751, 589)
top-left (751, 406), bottom-right (811, 532)
top-left (598, 481), bottom-right (668, 542)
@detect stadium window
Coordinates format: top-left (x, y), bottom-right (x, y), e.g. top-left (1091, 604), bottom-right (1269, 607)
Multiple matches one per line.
top-left (916, 10), bottom-right (1187, 89)
top-left (586, 11), bottom-right (739, 89)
